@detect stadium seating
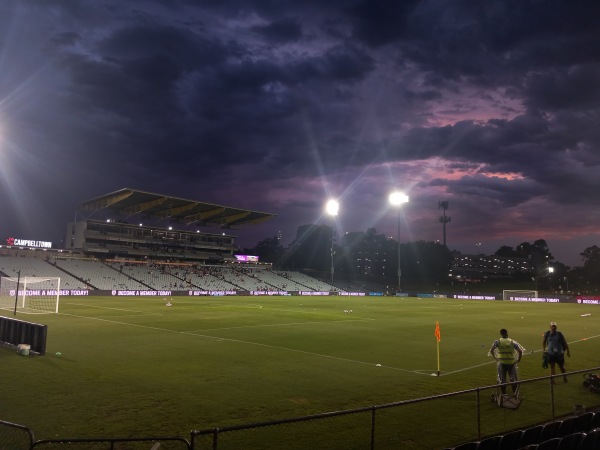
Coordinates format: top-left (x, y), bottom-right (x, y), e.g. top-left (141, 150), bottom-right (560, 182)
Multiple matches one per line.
top-left (449, 413), bottom-right (600, 450)
top-left (476, 435), bottom-right (502, 450)
top-left (556, 417), bottom-right (578, 437)
top-left (498, 429), bottom-right (524, 449)
top-left (572, 412), bottom-right (594, 433)
top-left (520, 424), bottom-right (544, 447)
top-left (0, 255), bottom-right (84, 289)
top-left (555, 431), bottom-right (584, 449)
top-left (580, 428), bottom-right (600, 447)
top-left (535, 437), bottom-right (560, 450)
top-left (539, 421), bottom-right (562, 443)
top-left (588, 412), bottom-right (600, 430)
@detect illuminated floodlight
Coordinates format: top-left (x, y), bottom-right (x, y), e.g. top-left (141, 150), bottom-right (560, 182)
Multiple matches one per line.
top-left (325, 199), bottom-right (339, 217)
top-left (548, 267), bottom-right (554, 273)
top-left (389, 192), bottom-right (409, 206)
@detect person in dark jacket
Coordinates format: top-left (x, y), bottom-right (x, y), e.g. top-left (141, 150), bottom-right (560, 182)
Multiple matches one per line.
top-left (543, 321), bottom-right (570, 383)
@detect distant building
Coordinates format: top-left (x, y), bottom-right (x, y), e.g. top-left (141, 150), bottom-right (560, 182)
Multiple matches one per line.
top-left (449, 253), bottom-right (533, 281)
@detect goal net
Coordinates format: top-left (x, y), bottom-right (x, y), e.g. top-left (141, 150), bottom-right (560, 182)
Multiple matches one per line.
top-left (502, 289), bottom-right (538, 300)
top-left (0, 277), bottom-right (60, 314)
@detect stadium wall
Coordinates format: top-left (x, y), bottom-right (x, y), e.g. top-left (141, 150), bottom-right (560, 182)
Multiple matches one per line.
top-left (23, 288), bottom-right (600, 304)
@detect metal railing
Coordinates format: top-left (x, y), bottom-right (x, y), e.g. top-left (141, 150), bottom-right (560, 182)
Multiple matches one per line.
top-left (4, 367), bottom-right (600, 450)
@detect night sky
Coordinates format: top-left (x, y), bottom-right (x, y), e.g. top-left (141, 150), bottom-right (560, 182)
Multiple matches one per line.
top-left (1, 0), bottom-right (600, 267)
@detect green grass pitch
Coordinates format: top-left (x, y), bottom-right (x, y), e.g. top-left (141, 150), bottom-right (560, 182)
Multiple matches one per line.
top-left (2, 295), bottom-right (600, 448)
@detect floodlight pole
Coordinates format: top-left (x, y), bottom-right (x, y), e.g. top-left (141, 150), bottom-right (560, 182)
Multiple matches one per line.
top-left (389, 192), bottom-right (409, 293)
top-left (396, 208), bottom-right (401, 292)
top-left (438, 201), bottom-right (450, 247)
top-left (325, 200), bottom-right (339, 283)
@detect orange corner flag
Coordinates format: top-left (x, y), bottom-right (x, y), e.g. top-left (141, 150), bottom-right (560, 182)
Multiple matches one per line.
top-left (435, 321), bottom-right (441, 342)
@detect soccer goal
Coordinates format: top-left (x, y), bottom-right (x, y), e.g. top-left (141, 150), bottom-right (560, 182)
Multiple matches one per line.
top-left (502, 289), bottom-right (538, 300)
top-left (0, 277), bottom-right (61, 314)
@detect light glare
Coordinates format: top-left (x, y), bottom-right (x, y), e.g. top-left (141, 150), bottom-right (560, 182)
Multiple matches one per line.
top-left (389, 192), bottom-right (409, 206)
top-left (325, 199), bottom-right (339, 216)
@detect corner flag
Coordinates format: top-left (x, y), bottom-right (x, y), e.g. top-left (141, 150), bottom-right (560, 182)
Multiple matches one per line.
top-left (434, 321), bottom-right (441, 376)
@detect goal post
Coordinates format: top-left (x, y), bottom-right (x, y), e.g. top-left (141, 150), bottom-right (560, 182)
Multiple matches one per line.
top-left (0, 277), bottom-right (61, 314)
top-left (502, 289), bottom-right (538, 300)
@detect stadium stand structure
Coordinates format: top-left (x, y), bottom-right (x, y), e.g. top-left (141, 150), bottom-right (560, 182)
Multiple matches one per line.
top-left (66, 188), bottom-right (276, 264)
top-left (52, 258), bottom-right (150, 290)
top-left (0, 255), bottom-right (85, 290)
top-left (0, 189), bottom-right (359, 294)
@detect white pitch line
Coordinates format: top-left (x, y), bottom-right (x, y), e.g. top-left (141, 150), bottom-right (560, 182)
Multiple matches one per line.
top-left (58, 312), bottom-right (423, 374)
top-left (67, 303), bottom-right (155, 314)
top-left (188, 318), bottom-right (371, 332)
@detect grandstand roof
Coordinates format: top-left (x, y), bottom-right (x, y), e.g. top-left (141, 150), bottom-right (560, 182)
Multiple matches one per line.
top-left (76, 188), bottom-right (276, 228)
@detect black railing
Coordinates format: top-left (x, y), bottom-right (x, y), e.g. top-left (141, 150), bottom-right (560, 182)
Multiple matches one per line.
top-left (5, 367), bottom-right (600, 450)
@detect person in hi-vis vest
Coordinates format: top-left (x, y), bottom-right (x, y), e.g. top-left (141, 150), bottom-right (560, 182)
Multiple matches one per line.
top-left (489, 328), bottom-right (524, 394)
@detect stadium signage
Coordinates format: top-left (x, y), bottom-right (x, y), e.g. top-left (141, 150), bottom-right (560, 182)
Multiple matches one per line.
top-left (509, 297), bottom-right (560, 302)
top-left (6, 237), bottom-right (52, 248)
top-left (111, 290), bottom-right (172, 296)
top-left (8, 289), bottom-right (89, 296)
top-left (453, 294), bottom-right (496, 300)
top-left (578, 298), bottom-right (600, 305)
top-left (189, 290), bottom-right (237, 296)
top-left (250, 290), bottom-right (290, 295)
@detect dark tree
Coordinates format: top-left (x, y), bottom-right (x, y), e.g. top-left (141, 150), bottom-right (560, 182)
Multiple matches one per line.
top-left (243, 236), bottom-right (284, 264)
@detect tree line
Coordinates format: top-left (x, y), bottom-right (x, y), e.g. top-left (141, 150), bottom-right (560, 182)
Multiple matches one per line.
top-left (242, 225), bottom-right (600, 290)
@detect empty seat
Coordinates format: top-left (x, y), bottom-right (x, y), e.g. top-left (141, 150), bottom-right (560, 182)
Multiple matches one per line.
top-left (588, 413), bottom-right (600, 431)
top-left (556, 432), bottom-right (585, 450)
top-left (580, 428), bottom-right (600, 447)
top-left (557, 417), bottom-right (578, 437)
top-left (477, 435), bottom-right (502, 450)
top-left (521, 425), bottom-right (544, 447)
top-left (573, 411), bottom-right (594, 432)
top-left (536, 437), bottom-right (560, 450)
top-left (499, 429), bottom-right (523, 450)
top-left (539, 421), bottom-right (561, 443)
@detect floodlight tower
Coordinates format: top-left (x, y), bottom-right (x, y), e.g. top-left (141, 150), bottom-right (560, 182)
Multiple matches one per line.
top-left (325, 199), bottom-right (339, 283)
top-left (438, 201), bottom-right (451, 247)
top-left (389, 192), bottom-right (409, 293)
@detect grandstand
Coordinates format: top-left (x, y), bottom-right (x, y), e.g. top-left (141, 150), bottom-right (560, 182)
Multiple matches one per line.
top-left (0, 188), bottom-right (354, 294)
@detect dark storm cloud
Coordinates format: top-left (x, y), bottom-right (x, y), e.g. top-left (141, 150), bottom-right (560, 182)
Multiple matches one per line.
top-left (251, 17), bottom-right (303, 43)
top-left (1, 0), bottom-right (599, 265)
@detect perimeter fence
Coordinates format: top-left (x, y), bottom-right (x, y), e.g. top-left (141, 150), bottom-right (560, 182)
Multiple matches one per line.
top-left (3, 367), bottom-right (600, 450)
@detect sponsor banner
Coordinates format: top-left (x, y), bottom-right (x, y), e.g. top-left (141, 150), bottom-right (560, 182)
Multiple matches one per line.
top-left (508, 297), bottom-right (561, 303)
top-left (578, 297), bottom-right (600, 305)
top-left (112, 290), bottom-right (173, 296)
top-left (250, 290), bottom-right (290, 296)
top-left (340, 292), bottom-right (367, 296)
top-left (188, 290), bottom-right (237, 296)
top-left (8, 289), bottom-right (90, 296)
top-left (299, 291), bottom-right (332, 296)
top-left (453, 294), bottom-right (497, 300)
top-left (5, 237), bottom-right (52, 248)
